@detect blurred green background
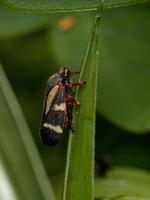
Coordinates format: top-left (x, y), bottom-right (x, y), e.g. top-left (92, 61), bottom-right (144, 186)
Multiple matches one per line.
top-left (0, 2), bottom-right (150, 199)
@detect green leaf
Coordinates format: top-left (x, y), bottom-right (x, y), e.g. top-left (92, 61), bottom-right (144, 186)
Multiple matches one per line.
top-left (99, 5), bottom-right (150, 132)
top-left (0, 6), bottom-right (51, 38)
top-left (103, 0), bottom-right (149, 9)
top-left (1, 0), bottom-right (149, 13)
top-left (1, 0), bottom-right (97, 12)
top-left (0, 160), bottom-right (18, 200)
top-left (95, 167), bottom-right (150, 199)
top-left (62, 10), bottom-right (101, 200)
top-left (49, 13), bottom-right (92, 68)
top-left (0, 63), bottom-right (56, 200)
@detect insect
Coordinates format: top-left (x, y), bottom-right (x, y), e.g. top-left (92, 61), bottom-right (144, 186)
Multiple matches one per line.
top-left (40, 67), bottom-right (86, 146)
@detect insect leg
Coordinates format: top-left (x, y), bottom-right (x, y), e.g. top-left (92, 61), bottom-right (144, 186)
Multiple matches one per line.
top-left (66, 80), bottom-right (86, 93)
top-left (71, 70), bottom-right (80, 74)
top-left (67, 95), bottom-right (80, 108)
top-left (66, 95), bottom-right (75, 131)
top-left (71, 80), bottom-right (86, 87)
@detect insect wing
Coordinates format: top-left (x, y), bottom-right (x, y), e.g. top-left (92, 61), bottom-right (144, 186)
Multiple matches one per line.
top-left (47, 71), bottom-right (62, 92)
top-left (40, 86), bottom-right (66, 146)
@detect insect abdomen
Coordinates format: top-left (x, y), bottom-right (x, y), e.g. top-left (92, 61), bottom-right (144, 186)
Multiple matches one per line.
top-left (40, 85), bottom-right (66, 146)
top-left (40, 108), bottom-right (66, 146)
top-left (40, 125), bottom-right (62, 146)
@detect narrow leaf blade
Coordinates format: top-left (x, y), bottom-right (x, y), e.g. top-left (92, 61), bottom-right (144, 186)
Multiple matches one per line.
top-left (63, 10), bottom-right (101, 200)
top-left (0, 63), bottom-right (55, 200)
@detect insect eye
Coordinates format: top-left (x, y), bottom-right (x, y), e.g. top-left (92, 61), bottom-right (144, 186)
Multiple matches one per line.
top-left (62, 72), bottom-right (69, 78)
top-left (60, 72), bottom-right (65, 77)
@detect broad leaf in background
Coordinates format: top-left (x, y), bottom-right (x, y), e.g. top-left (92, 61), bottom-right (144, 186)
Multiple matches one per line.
top-left (100, 5), bottom-right (150, 132)
top-left (49, 13), bottom-right (92, 69)
top-left (0, 6), bottom-right (51, 38)
top-left (104, 0), bottom-right (149, 8)
top-left (0, 0), bottom-right (149, 12)
top-left (63, 11), bottom-right (101, 200)
top-left (95, 167), bottom-right (150, 199)
top-left (50, 4), bottom-right (150, 133)
top-left (0, 64), bottom-right (55, 200)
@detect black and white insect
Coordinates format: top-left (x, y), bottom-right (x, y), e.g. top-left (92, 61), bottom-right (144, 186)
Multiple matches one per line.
top-left (40, 67), bottom-right (86, 146)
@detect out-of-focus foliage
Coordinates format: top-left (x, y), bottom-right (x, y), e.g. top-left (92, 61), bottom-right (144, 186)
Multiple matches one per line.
top-left (95, 167), bottom-right (150, 199)
top-left (0, 161), bottom-right (18, 200)
top-left (100, 4), bottom-right (150, 132)
top-left (96, 116), bottom-right (150, 170)
top-left (50, 4), bottom-right (150, 133)
top-left (0, 64), bottom-right (55, 200)
top-left (0, 6), bottom-right (51, 38)
top-left (0, 1), bottom-right (150, 200)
